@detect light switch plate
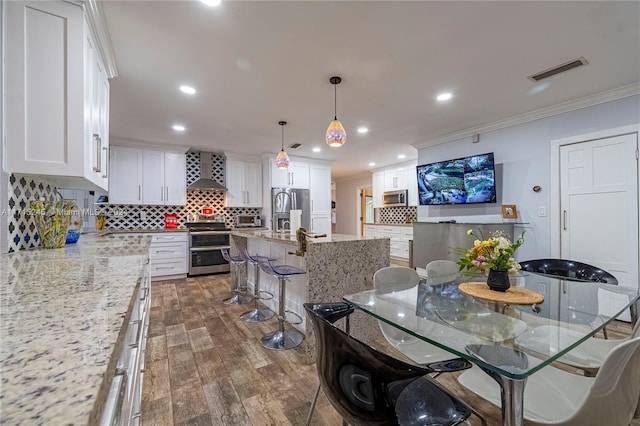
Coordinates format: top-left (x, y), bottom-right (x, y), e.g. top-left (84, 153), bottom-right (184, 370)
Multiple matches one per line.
top-left (538, 206), bottom-right (547, 217)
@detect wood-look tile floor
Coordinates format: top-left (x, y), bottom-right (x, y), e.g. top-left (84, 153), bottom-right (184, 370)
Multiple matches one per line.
top-left (142, 274), bottom-right (638, 426)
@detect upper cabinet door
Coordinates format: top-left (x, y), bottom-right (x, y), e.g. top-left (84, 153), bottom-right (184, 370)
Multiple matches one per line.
top-left (226, 159), bottom-right (246, 207)
top-left (372, 171), bottom-right (385, 208)
top-left (142, 150), bottom-right (165, 205)
top-left (109, 147), bottom-right (143, 204)
top-left (310, 163), bottom-right (331, 215)
top-left (164, 152), bottom-right (187, 205)
top-left (270, 159), bottom-right (308, 188)
top-left (244, 162), bottom-right (262, 207)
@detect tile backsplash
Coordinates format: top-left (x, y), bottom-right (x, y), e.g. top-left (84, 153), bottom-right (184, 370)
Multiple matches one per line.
top-left (7, 174), bottom-right (58, 252)
top-left (377, 206), bottom-right (417, 224)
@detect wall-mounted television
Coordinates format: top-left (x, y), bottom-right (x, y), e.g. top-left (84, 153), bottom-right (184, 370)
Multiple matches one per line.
top-left (417, 152), bottom-right (497, 205)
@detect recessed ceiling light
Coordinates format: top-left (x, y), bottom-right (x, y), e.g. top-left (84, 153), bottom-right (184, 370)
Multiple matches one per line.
top-left (368, 162), bottom-right (376, 167)
top-left (312, 147), bottom-right (321, 153)
top-left (200, 0), bottom-right (221, 6)
top-left (179, 85), bottom-right (196, 95)
top-left (357, 127), bottom-right (369, 134)
top-left (398, 154), bottom-right (406, 159)
top-left (172, 124), bottom-right (186, 132)
top-left (436, 92), bottom-right (453, 102)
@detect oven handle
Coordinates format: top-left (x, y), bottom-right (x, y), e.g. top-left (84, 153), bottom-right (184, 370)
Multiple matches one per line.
top-left (190, 246), bottom-right (230, 252)
top-left (189, 231), bottom-right (231, 236)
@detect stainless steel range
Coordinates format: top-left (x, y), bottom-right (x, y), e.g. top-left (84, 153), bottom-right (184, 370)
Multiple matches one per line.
top-left (186, 214), bottom-right (231, 275)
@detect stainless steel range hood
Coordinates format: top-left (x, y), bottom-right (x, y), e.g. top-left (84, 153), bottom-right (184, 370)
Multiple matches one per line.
top-left (187, 152), bottom-right (227, 191)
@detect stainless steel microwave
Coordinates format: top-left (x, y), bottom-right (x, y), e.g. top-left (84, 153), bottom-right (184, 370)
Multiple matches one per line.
top-left (236, 214), bottom-right (262, 227)
top-left (383, 190), bottom-right (408, 207)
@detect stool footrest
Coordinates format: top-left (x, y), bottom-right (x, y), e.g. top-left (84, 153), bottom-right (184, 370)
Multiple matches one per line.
top-left (257, 290), bottom-right (274, 301)
top-left (284, 310), bottom-right (303, 325)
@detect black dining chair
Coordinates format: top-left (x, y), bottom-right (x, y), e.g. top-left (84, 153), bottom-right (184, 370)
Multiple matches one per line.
top-left (518, 259), bottom-right (618, 285)
top-left (518, 259), bottom-right (632, 337)
top-left (303, 302), bottom-right (486, 426)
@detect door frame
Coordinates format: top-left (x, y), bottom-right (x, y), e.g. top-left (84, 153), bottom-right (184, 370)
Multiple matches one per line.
top-left (550, 124), bottom-right (640, 258)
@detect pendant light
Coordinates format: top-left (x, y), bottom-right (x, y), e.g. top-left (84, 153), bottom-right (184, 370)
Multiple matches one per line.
top-left (275, 121), bottom-right (290, 169)
top-left (326, 76), bottom-right (346, 147)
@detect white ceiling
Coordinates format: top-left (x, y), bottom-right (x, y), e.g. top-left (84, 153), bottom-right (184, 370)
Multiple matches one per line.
top-left (101, 0), bottom-right (640, 180)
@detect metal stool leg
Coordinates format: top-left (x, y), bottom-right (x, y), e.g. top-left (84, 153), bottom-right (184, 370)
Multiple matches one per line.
top-left (240, 263), bottom-right (275, 322)
top-left (223, 262), bottom-right (252, 305)
top-left (261, 277), bottom-right (303, 350)
top-left (305, 384), bottom-right (322, 426)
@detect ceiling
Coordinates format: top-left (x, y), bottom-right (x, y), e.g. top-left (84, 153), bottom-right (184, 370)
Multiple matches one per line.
top-left (101, 0), bottom-right (640, 180)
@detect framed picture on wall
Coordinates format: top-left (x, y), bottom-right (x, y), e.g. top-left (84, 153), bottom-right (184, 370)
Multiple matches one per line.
top-left (501, 204), bottom-right (518, 219)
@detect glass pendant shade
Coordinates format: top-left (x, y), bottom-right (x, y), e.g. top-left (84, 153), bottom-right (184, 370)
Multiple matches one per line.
top-left (276, 149), bottom-right (290, 169)
top-left (326, 119), bottom-right (346, 147)
top-left (326, 76), bottom-right (346, 147)
top-left (275, 120), bottom-right (289, 169)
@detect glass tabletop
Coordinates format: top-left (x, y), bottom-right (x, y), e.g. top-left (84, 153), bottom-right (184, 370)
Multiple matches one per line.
top-left (344, 271), bottom-right (640, 380)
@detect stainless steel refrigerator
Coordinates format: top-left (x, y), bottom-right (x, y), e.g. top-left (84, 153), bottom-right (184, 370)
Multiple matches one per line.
top-left (271, 187), bottom-right (310, 232)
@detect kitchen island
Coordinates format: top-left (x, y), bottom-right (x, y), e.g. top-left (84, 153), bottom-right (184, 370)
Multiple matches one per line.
top-left (0, 233), bottom-right (152, 425)
top-left (230, 230), bottom-right (389, 363)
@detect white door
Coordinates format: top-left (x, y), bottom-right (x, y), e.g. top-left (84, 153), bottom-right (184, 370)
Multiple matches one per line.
top-left (560, 132), bottom-right (638, 318)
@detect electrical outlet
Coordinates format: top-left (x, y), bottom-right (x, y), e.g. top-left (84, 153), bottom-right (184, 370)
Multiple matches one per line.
top-left (537, 283), bottom-right (546, 293)
top-left (140, 211), bottom-right (147, 221)
top-left (538, 206), bottom-right (547, 217)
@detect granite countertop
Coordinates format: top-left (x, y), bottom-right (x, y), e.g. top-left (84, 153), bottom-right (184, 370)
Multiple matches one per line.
top-left (231, 230), bottom-right (382, 244)
top-left (0, 234), bottom-right (152, 424)
top-left (364, 222), bottom-right (414, 227)
top-left (99, 227), bottom-right (189, 234)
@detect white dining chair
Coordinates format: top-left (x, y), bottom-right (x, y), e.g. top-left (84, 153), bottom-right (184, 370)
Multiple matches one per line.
top-left (426, 260), bottom-right (460, 284)
top-left (373, 266), bottom-right (467, 367)
top-left (515, 317), bottom-right (640, 376)
top-left (458, 336), bottom-right (640, 426)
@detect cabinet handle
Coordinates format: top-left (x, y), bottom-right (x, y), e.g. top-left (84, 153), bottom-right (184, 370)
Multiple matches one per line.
top-left (92, 134), bottom-right (101, 172)
top-left (138, 185), bottom-right (141, 201)
top-left (160, 186), bottom-right (164, 201)
top-left (563, 210), bottom-right (567, 231)
top-left (166, 186), bottom-right (169, 202)
top-left (101, 146), bottom-right (109, 178)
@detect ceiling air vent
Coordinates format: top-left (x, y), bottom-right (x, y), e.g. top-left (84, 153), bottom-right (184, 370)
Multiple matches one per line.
top-left (528, 57), bottom-right (588, 82)
top-left (288, 143), bottom-right (302, 149)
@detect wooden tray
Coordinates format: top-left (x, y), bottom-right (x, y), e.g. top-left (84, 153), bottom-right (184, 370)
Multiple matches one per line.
top-left (458, 282), bottom-right (544, 305)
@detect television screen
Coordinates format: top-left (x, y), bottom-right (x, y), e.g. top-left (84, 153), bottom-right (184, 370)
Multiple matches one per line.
top-left (417, 152), bottom-right (496, 205)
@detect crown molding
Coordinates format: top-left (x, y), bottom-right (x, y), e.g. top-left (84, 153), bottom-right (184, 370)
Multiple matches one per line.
top-left (413, 83), bottom-right (640, 150)
top-left (83, 0), bottom-right (118, 78)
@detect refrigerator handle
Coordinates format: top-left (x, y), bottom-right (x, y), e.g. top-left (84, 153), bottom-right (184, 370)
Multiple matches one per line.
top-left (292, 191), bottom-right (297, 209)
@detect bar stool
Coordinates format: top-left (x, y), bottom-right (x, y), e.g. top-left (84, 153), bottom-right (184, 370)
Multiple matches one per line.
top-left (237, 246), bottom-right (275, 323)
top-left (257, 259), bottom-right (306, 350)
top-left (220, 248), bottom-right (252, 305)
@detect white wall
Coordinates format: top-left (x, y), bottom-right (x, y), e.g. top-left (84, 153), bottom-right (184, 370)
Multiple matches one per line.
top-left (416, 95), bottom-right (640, 261)
top-left (334, 172), bottom-right (372, 235)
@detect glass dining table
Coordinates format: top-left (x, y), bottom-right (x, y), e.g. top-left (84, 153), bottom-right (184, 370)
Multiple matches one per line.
top-left (343, 271), bottom-right (640, 426)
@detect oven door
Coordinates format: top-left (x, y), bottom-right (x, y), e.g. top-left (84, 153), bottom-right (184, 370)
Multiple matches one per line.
top-left (188, 232), bottom-right (231, 275)
top-left (189, 246), bottom-right (230, 275)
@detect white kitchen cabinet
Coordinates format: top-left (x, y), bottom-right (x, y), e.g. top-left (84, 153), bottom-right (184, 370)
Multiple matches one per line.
top-left (384, 168), bottom-right (408, 191)
top-left (226, 160), bottom-right (262, 207)
top-left (109, 146), bottom-right (143, 204)
top-left (147, 233), bottom-right (188, 279)
top-left (4, 1), bottom-right (111, 191)
top-left (367, 224), bottom-right (413, 260)
top-left (111, 147), bottom-right (186, 205)
top-left (372, 171), bottom-right (385, 208)
top-left (310, 163), bottom-right (332, 215)
top-left (364, 224), bottom-right (378, 237)
top-left (310, 215), bottom-right (332, 235)
top-left (271, 160), bottom-right (309, 188)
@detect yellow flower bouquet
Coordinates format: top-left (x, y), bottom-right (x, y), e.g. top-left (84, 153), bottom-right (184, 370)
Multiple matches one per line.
top-left (454, 229), bottom-right (525, 274)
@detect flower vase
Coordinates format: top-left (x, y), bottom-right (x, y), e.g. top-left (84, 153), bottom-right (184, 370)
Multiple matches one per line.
top-left (487, 269), bottom-right (511, 292)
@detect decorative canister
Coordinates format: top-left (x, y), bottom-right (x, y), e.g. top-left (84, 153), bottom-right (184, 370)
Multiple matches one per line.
top-left (30, 199), bottom-right (75, 249)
